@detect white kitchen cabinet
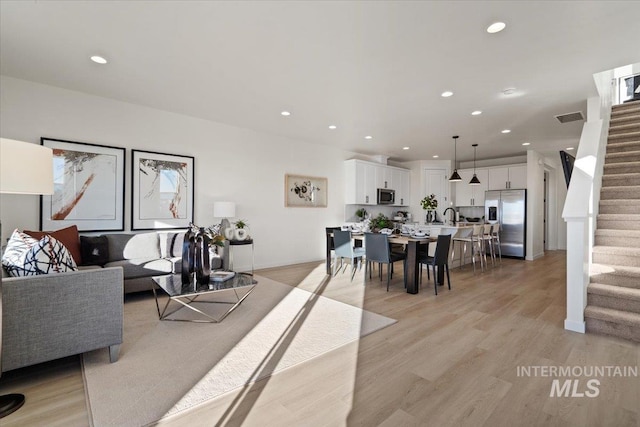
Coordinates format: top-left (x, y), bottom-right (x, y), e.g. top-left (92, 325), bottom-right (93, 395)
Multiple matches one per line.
top-left (344, 160), bottom-right (377, 205)
top-left (392, 168), bottom-right (410, 206)
top-left (488, 164), bottom-right (527, 190)
top-left (345, 159), bottom-right (410, 205)
top-left (455, 168), bottom-right (488, 206)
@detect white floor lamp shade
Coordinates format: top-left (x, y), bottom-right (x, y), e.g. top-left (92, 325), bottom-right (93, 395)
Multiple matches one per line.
top-left (0, 138), bottom-right (54, 418)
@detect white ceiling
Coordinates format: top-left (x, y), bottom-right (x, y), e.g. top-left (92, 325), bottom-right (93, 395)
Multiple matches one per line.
top-left (1, 1), bottom-right (639, 163)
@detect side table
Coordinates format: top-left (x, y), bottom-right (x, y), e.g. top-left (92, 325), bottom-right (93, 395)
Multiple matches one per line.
top-left (228, 239), bottom-right (254, 276)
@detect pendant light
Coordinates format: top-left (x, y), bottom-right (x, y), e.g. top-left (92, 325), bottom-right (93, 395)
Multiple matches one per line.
top-left (448, 135), bottom-right (462, 182)
top-left (469, 143), bottom-right (481, 185)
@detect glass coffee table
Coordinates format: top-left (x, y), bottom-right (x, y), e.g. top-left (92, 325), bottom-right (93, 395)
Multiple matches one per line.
top-left (151, 272), bottom-right (257, 323)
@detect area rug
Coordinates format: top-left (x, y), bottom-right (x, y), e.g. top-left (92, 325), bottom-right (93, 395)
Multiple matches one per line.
top-left (82, 275), bottom-right (396, 426)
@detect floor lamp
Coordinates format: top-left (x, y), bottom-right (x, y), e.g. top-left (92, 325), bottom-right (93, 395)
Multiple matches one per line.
top-left (0, 138), bottom-right (53, 418)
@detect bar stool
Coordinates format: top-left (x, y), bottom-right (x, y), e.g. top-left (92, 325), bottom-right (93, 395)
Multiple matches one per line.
top-left (471, 224), bottom-right (486, 272)
top-left (482, 224), bottom-right (496, 267)
top-left (451, 227), bottom-right (473, 269)
top-left (491, 224), bottom-right (502, 263)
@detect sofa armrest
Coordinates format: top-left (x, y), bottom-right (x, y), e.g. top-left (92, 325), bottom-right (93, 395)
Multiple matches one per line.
top-left (1, 267), bottom-right (124, 372)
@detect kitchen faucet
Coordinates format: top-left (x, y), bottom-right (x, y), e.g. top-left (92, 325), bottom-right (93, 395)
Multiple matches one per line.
top-left (443, 207), bottom-right (456, 225)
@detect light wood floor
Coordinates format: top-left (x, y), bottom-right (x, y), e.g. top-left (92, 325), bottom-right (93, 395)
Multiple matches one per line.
top-left (1, 251), bottom-right (638, 426)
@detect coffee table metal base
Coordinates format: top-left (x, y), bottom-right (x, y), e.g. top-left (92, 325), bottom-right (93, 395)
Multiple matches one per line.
top-left (152, 277), bottom-right (257, 323)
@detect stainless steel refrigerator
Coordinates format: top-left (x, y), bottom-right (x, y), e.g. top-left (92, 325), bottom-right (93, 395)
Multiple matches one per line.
top-left (485, 189), bottom-right (526, 259)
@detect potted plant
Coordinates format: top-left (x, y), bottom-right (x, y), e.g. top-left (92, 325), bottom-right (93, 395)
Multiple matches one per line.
top-left (232, 219), bottom-right (250, 241)
top-left (420, 194), bottom-right (438, 223)
top-left (371, 213), bottom-right (392, 232)
top-left (355, 208), bottom-right (368, 221)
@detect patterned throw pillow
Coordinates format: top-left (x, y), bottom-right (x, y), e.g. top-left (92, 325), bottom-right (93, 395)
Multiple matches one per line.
top-left (21, 235), bottom-right (78, 275)
top-left (2, 229), bottom-right (39, 276)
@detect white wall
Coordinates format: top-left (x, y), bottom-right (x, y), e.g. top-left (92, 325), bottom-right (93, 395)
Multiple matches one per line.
top-left (526, 150), bottom-right (546, 260)
top-left (0, 76), bottom-right (355, 269)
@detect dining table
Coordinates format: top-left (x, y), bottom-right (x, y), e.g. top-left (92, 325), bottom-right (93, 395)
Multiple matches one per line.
top-left (325, 230), bottom-right (439, 294)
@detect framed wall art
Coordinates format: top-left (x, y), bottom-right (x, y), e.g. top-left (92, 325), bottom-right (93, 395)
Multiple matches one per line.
top-left (40, 138), bottom-right (125, 232)
top-left (132, 149), bottom-right (194, 230)
top-left (285, 174), bottom-right (327, 207)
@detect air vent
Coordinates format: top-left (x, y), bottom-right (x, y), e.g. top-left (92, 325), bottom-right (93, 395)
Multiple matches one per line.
top-left (555, 111), bottom-right (585, 124)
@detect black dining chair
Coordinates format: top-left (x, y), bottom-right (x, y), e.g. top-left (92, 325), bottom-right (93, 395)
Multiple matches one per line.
top-left (364, 232), bottom-right (407, 291)
top-left (418, 234), bottom-right (452, 295)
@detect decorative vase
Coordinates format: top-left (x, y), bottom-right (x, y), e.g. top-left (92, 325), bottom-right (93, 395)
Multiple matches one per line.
top-left (426, 210), bottom-right (435, 224)
top-left (234, 228), bottom-right (248, 241)
top-left (224, 228), bottom-right (235, 240)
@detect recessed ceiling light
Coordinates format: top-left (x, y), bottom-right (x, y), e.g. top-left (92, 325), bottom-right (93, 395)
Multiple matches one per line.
top-left (487, 22), bottom-right (506, 34)
top-left (328, 125), bottom-right (337, 130)
top-left (501, 129), bottom-right (511, 134)
top-left (471, 110), bottom-right (482, 116)
top-left (403, 146), bottom-right (410, 150)
top-left (522, 142), bottom-right (530, 146)
top-left (566, 147), bottom-right (574, 151)
top-left (280, 111), bottom-right (291, 116)
top-left (502, 88), bottom-right (516, 95)
top-left (441, 91), bottom-right (454, 97)
top-left (432, 155), bottom-right (439, 158)
top-left (90, 55), bottom-right (107, 64)
top-left (365, 135), bottom-right (373, 140)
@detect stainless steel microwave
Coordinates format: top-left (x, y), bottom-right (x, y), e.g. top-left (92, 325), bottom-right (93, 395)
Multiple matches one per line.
top-left (377, 188), bottom-right (395, 204)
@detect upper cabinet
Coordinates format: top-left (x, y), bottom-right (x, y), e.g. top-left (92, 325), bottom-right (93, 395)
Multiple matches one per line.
top-left (344, 159), bottom-right (410, 205)
top-left (455, 169), bottom-right (489, 206)
top-left (487, 164), bottom-right (527, 190)
top-left (345, 160), bottom-right (377, 205)
top-left (392, 168), bottom-right (410, 206)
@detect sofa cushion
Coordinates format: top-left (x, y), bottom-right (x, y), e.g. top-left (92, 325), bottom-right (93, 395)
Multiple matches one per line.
top-left (24, 225), bottom-right (82, 266)
top-left (18, 235), bottom-right (78, 276)
top-left (80, 235), bottom-right (110, 266)
top-left (159, 231), bottom-right (185, 258)
top-left (2, 229), bottom-right (39, 276)
top-left (104, 258), bottom-right (173, 279)
top-left (106, 233), bottom-right (161, 262)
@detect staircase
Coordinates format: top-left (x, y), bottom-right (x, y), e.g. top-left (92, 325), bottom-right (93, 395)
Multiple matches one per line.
top-left (585, 100), bottom-right (640, 342)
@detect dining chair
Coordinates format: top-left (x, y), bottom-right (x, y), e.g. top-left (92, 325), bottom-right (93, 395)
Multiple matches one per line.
top-left (333, 230), bottom-right (366, 281)
top-left (325, 226), bottom-right (342, 271)
top-left (418, 234), bottom-right (452, 295)
top-left (364, 232), bottom-right (407, 291)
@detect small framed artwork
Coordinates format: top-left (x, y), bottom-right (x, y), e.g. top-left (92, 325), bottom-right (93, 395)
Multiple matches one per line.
top-left (285, 174), bottom-right (328, 207)
top-left (40, 138), bottom-right (125, 232)
top-left (132, 149), bottom-right (194, 230)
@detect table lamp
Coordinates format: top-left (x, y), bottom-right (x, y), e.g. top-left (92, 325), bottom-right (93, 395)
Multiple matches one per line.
top-left (213, 201), bottom-right (236, 238)
top-left (0, 138), bottom-right (54, 418)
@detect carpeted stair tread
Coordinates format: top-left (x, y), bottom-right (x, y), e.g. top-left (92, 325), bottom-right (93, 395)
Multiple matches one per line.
top-left (584, 305), bottom-right (640, 328)
top-left (590, 263), bottom-right (640, 289)
top-left (605, 150), bottom-right (640, 164)
top-left (603, 161), bottom-right (640, 174)
top-left (592, 245), bottom-right (640, 268)
top-left (612, 101), bottom-right (640, 116)
top-left (595, 229), bottom-right (640, 248)
top-left (592, 245), bottom-right (640, 256)
top-left (610, 114), bottom-right (640, 126)
top-left (599, 185), bottom-right (640, 200)
top-left (606, 139), bottom-right (640, 152)
top-left (599, 199), bottom-right (640, 214)
top-left (587, 283), bottom-right (640, 314)
top-left (602, 172), bottom-right (640, 186)
top-left (610, 120), bottom-right (640, 132)
top-left (597, 213), bottom-right (640, 221)
top-left (588, 283), bottom-right (640, 301)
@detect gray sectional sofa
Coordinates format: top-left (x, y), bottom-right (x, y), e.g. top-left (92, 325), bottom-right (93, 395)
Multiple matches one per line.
top-left (0, 230), bottom-right (224, 373)
top-left (1, 267), bottom-right (124, 372)
top-left (81, 231), bottom-right (224, 294)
